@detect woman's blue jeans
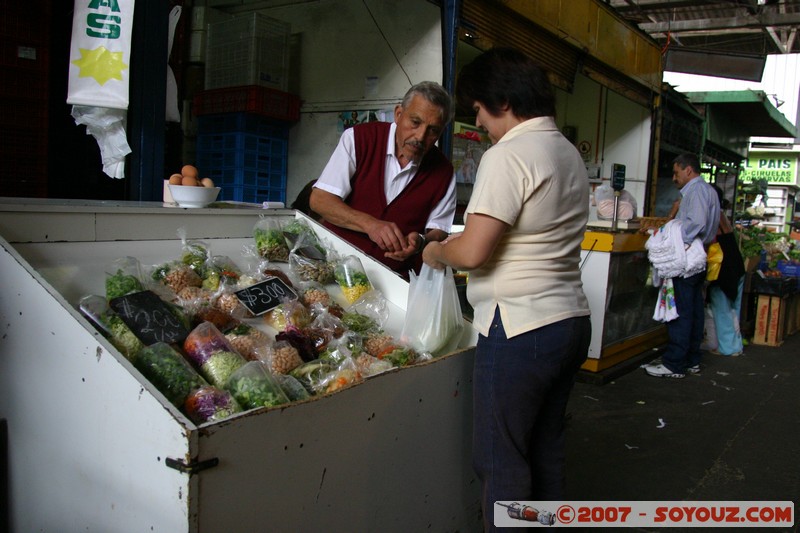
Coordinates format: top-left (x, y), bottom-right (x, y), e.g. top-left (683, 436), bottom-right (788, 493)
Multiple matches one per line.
top-left (709, 276), bottom-right (744, 355)
top-left (472, 309), bottom-right (591, 531)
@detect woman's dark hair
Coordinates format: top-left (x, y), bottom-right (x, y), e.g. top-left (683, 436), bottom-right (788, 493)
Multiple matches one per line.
top-left (455, 47), bottom-right (555, 119)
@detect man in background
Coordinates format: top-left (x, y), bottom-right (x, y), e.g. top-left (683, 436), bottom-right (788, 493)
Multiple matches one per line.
top-left (644, 153), bottom-right (720, 378)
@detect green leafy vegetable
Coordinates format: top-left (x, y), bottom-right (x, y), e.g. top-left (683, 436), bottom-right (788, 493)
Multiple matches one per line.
top-left (226, 365), bottom-right (289, 410)
top-left (106, 269), bottom-right (144, 301)
top-left (103, 313), bottom-right (145, 360)
top-left (254, 228), bottom-right (290, 261)
top-left (134, 343), bottom-right (208, 407)
top-left (200, 351), bottom-right (247, 388)
top-left (341, 312), bottom-right (379, 334)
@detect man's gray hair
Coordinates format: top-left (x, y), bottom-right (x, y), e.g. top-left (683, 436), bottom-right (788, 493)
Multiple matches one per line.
top-left (401, 81), bottom-right (455, 124)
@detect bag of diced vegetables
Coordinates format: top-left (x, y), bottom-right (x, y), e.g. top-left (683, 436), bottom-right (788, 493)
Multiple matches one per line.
top-left (184, 385), bottom-right (241, 425)
top-left (225, 360), bottom-right (289, 411)
top-left (183, 321), bottom-right (248, 388)
top-left (253, 216), bottom-right (290, 262)
top-left (134, 342), bottom-right (208, 408)
top-left (334, 255), bottom-right (373, 304)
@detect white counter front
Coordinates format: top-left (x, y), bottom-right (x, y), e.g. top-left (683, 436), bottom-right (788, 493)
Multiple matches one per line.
top-left (0, 199), bottom-right (480, 533)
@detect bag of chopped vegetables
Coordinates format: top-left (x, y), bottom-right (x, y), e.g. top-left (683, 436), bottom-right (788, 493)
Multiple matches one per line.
top-left (273, 373), bottom-right (311, 402)
top-left (176, 227), bottom-right (212, 278)
top-left (263, 298), bottom-right (311, 332)
top-left (224, 323), bottom-right (271, 361)
top-left (225, 360), bottom-right (289, 410)
top-left (79, 294), bottom-right (145, 361)
top-left (184, 385), bottom-right (241, 425)
top-left (354, 352), bottom-right (394, 377)
top-left (282, 218), bottom-right (318, 249)
top-left (288, 251), bottom-right (335, 285)
top-left (134, 342), bottom-right (209, 408)
top-left (401, 264), bottom-right (464, 356)
top-left (151, 260), bottom-right (203, 296)
top-left (297, 281), bottom-right (333, 308)
top-left (201, 254), bottom-right (242, 292)
top-left (253, 216), bottom-right (290, 262)
top-left (345, 289), bottom-right (389, 329)
top-left (334, 255), bottom-right (373, 304)
top-left (193, 303), bottom-right (242, 333)
top-left (289, 359), bottom-right (336, 395)
top-left (260, 339), bottom-right (304, 374)
top-left (105, 256), bottom-right (146, 301)
top-left (183, 321), bottom-right (248, 388)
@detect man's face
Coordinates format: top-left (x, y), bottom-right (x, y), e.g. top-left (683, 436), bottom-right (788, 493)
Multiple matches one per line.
top-left (672, 163), bottom-right (694, 189)
top-left (393, 94), bottom-right (445, 164)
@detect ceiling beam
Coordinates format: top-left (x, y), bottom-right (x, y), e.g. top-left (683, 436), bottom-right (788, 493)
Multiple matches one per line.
top-left (638, 11), bottom-right (800, 33)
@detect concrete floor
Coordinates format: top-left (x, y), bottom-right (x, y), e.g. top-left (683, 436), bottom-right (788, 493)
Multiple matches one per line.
top-left (564, 331), bottom-right (800, 532)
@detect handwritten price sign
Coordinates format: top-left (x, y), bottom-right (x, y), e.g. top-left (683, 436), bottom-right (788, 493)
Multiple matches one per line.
top-left (234, 276), bottom-right (297, 316)
top-left (109, 290), bottom-right (189, 345)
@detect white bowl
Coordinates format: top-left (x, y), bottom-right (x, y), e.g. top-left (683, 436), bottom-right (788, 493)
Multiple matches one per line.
top-left (168, 184), bottom-right (221, 208)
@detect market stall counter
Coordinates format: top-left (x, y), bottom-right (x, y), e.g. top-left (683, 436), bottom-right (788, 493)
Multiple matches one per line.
top-left (0, 199), bottom-right (480, 533)
top-left (579, 227), bottom-right (667, 372)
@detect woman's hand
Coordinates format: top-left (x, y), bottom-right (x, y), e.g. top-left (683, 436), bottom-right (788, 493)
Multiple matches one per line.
top-left (422, 241), bottom-right (447, 270)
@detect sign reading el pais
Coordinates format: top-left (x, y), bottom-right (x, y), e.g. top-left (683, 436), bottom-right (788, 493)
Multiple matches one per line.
top-left (739, 153), bottom-right (798, 185)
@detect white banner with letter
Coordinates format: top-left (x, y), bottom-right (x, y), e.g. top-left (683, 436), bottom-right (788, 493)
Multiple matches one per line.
top-left (68, 0), bottom-right (135, 179)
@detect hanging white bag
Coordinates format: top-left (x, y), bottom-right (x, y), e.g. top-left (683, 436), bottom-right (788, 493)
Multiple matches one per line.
top-left (401, 264), bottom-right (464, 356)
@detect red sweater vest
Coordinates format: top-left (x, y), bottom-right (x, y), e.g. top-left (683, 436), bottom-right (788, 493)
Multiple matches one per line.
top-left (323, 122), bottom-right (453, 276)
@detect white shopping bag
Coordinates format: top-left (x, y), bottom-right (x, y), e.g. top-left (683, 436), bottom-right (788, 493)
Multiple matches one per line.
top-left (401, 265), bottom-right (464, 356)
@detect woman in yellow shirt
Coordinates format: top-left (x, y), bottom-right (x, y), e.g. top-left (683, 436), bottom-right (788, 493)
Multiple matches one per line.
top-left (423, 47), bottom-right (591, 530)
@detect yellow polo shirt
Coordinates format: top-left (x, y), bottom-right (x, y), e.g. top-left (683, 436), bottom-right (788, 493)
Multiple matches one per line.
top-left (465, 116), bottom-right (591, 338)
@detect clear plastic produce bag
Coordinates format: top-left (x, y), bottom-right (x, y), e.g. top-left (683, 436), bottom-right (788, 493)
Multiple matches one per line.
top-left (225, 361), bottom-right (289, 411)
top-left (401, 265), bottom-right (464, 356)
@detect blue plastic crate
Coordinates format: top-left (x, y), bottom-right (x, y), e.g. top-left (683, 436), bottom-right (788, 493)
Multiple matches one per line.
top-left (196, 113), bottom-right (290, 138)
top-left (219, 185), bottom-right (285, 204)
top-left (196, 114), bottom-right (289, 203)
top-left (207, 167), bottom-right (286, 190)
top-left (198, 133), bottom-right (288, 172)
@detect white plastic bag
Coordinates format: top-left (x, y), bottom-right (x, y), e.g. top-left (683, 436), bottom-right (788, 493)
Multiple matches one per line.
top-left (401, 265), bottom-right (464, 356)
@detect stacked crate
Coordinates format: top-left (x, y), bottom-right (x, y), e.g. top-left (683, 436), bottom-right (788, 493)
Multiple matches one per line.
top-left (205, 13), bottom-right (290, 92)
top-left (196, 13), bottom-right (297, 204)
top-left (196, 111), bottom-right (290, 204)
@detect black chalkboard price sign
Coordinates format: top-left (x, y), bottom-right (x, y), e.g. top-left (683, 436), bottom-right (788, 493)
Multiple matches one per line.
top-left (109, 290), bottom-right (190, 345)
top-left (234, 276), bottom-right (297, 316)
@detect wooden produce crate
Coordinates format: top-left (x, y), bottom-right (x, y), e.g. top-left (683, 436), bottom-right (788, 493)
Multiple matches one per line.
top-left (752, 294), bottom-right (789, 346)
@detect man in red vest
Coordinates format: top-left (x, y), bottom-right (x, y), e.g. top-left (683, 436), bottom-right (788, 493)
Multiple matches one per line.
top-left (310, 81), bottom-right (456, 277)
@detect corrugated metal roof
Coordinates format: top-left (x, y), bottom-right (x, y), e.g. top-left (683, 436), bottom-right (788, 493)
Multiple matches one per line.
top-left (606, 0), bottom-right (800, 56)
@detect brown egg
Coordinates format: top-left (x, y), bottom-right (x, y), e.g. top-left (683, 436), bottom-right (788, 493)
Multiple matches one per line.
top-left (200, 177), bottom-right (215, 188)
top-left (181, 164), bottom-right (199, 179)
top-left (168, 173), bottom-right (183, 185)
top-left (181, 175), bottom-right (199, 187)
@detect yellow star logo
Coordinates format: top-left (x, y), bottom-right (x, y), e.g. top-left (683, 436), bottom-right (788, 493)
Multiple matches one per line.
top-left (71, 46), bottom-right (127, 86)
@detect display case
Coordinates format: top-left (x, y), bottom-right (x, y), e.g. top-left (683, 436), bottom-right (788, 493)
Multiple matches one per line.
top-left (735, 184), bottom-right (798, 233)
top-left (0, 199), bottom-right (480, 533)
top-left (579, 229), bottom-right (667, 372)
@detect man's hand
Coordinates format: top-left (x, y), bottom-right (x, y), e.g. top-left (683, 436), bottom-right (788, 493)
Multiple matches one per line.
top-left (384, 231), bottom-right (419, 261)
top-left (366, 220), bottom-right (408, 252)
top-left (311, 188), bottom-right (408, 251)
